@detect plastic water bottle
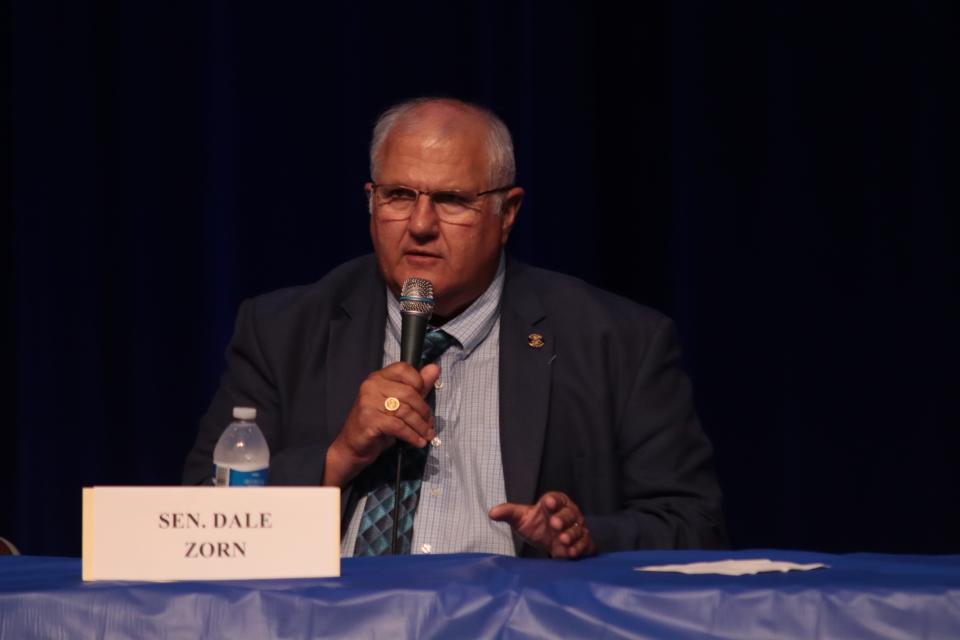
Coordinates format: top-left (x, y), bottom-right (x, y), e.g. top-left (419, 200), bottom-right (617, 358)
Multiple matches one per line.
top-left (213, 407), bottom-right (270, 486)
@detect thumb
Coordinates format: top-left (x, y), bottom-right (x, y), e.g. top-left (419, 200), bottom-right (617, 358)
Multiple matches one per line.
top-left (488, 502), bottom-right (526, 525)
top-left (419, 363), bottom-right (441, 395)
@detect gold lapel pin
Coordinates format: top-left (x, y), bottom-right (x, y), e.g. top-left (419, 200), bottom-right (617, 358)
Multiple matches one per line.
top-left (528, 333), bottom-right (545, 348)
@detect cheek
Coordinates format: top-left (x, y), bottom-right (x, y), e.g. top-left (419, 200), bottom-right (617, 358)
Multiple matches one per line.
top-left (458, 225), bottom-right (500, 259)
top-left (443, 232), bottom-right (477, 268)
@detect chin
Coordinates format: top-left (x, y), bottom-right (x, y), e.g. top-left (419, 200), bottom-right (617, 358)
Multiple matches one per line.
top-left (398, 262), bottom-right (444, 286)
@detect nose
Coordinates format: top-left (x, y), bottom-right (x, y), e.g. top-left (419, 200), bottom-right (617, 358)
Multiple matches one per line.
top-left (406, 192), bottom-right (440, 238)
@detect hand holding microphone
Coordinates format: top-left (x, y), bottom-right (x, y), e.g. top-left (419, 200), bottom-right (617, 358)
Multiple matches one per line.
top-left (322, 278), bottom-right (439, 488)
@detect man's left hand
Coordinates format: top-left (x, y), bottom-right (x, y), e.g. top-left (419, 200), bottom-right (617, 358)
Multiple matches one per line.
top-left (488, 492), bottom-right (596, 559)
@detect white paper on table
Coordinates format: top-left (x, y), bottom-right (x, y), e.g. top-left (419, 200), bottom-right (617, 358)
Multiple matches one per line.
top-left (635, 559), bottom-right (829, 576)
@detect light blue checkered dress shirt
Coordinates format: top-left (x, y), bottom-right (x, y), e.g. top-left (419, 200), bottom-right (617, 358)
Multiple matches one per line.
top-left (341, 257), bottom-right (515, 556)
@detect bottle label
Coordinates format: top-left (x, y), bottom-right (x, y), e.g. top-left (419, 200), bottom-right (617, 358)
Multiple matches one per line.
top-left (213, 465), bottom-right (269, 487)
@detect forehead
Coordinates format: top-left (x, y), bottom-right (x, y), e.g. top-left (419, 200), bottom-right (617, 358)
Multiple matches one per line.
top-left (376, 111), bottom-right (491, 189)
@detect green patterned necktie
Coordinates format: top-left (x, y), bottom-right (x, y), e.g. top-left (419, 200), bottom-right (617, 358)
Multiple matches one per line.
top-left (354, 329), bottom-right (457, 555)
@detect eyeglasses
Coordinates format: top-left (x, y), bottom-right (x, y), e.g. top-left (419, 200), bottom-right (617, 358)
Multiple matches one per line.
top-left (369, 182), bottom-right (513, 224)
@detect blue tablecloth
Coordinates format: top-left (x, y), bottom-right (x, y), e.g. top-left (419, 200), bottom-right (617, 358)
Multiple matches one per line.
top-left (2, 550), bottom-right (959, 638)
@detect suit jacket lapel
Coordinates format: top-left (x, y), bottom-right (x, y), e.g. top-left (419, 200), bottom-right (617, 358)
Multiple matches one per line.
top-left (326, 259), bottom-right (387, 441)
top-left (499, 259), bottom-right (553, 522)
top-left (325, 259), bottom-right (386, 527)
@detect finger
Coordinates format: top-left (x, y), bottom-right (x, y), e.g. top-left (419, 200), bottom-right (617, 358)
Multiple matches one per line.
top-left (378, 362), bottom-right (429, 391)
top-left (348, 393), bottom-right (434, 452)
top-left (539, 491), bottom-right (568, 514)
top-left (371, 395), bottom-right (434, 442)
top-left (419, 364), bottom-right (441, 396)
top-left (376, 381), bottom-right (433, 422)
top-left (357, 374), bottom-right (431, 425)
top-left (558, 519), bottom-right (585, 546)
top-left (549, 505), bottom-right (580, 532)
top-left (389, 403), bottom-right (436, 441)
top-left (550, 530), bottom-right (585, 559)
top-left (555, 521), bottom-right (593, 559)
top-left (488, 503), bottom-right (526, 526)
top-left (379, 413), bottom-right (430, 449)
top-left (567, 527), bottom-right (594, 559)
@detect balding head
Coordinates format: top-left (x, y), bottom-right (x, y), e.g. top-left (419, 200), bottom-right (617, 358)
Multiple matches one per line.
top-left (369, 98), bottom-right (516, 188)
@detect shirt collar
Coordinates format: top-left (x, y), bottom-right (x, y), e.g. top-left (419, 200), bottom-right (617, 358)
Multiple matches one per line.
top-left (385, 252), bottom-right (505, 358)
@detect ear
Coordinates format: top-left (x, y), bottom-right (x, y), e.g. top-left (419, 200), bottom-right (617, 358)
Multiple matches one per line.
top-left (364, 182), bottom-right (375, 215)
top-left (499, 187), bottom-right (524, 245)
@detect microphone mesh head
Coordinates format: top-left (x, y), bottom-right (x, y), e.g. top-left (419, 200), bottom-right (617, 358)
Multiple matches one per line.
top-left (400, 277), bottom-right (435, 317)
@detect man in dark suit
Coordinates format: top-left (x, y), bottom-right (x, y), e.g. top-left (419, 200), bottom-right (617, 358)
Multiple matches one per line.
top-left (184, 97), bottom-right (726, 558)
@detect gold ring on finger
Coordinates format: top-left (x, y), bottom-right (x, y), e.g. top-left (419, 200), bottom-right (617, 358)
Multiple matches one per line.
top-left (384, 397), bottom-right (400, 412)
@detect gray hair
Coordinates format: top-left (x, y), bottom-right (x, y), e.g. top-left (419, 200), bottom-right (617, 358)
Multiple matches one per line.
top-left (369, 97), bottom-right (516, 188)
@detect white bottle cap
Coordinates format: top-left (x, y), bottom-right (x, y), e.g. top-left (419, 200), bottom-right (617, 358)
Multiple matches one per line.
top-left (233, 406), bottom-right (257, 421)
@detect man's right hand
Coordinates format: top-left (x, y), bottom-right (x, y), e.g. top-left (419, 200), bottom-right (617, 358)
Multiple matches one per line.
top-left (322, 362), bottom-right (440, 487)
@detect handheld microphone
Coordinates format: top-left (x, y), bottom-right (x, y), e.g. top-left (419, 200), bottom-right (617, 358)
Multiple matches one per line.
top-left (392, 277), bottom-right (434, 555)
top-left (399, 277), bottom-right (435, 368)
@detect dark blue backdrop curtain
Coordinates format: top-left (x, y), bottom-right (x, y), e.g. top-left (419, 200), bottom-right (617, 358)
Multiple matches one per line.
top-left (9, 1), bottom-right (958, 556)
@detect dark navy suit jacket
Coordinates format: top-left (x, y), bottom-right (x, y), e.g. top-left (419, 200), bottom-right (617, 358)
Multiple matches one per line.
top-left (183, 255), bottom-right (727, 555)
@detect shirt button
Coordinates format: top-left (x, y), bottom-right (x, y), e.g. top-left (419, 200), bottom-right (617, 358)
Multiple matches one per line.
top-left (434, 379), bottom-right (444, 390)
top-left (420, 543), bottom-right (432, 554)
top-left (430, 487), bottom-right (441, 497)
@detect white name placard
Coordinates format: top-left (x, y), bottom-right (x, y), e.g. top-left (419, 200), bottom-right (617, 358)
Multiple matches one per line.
top-left (82, 486), bottom-right (340, 581)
